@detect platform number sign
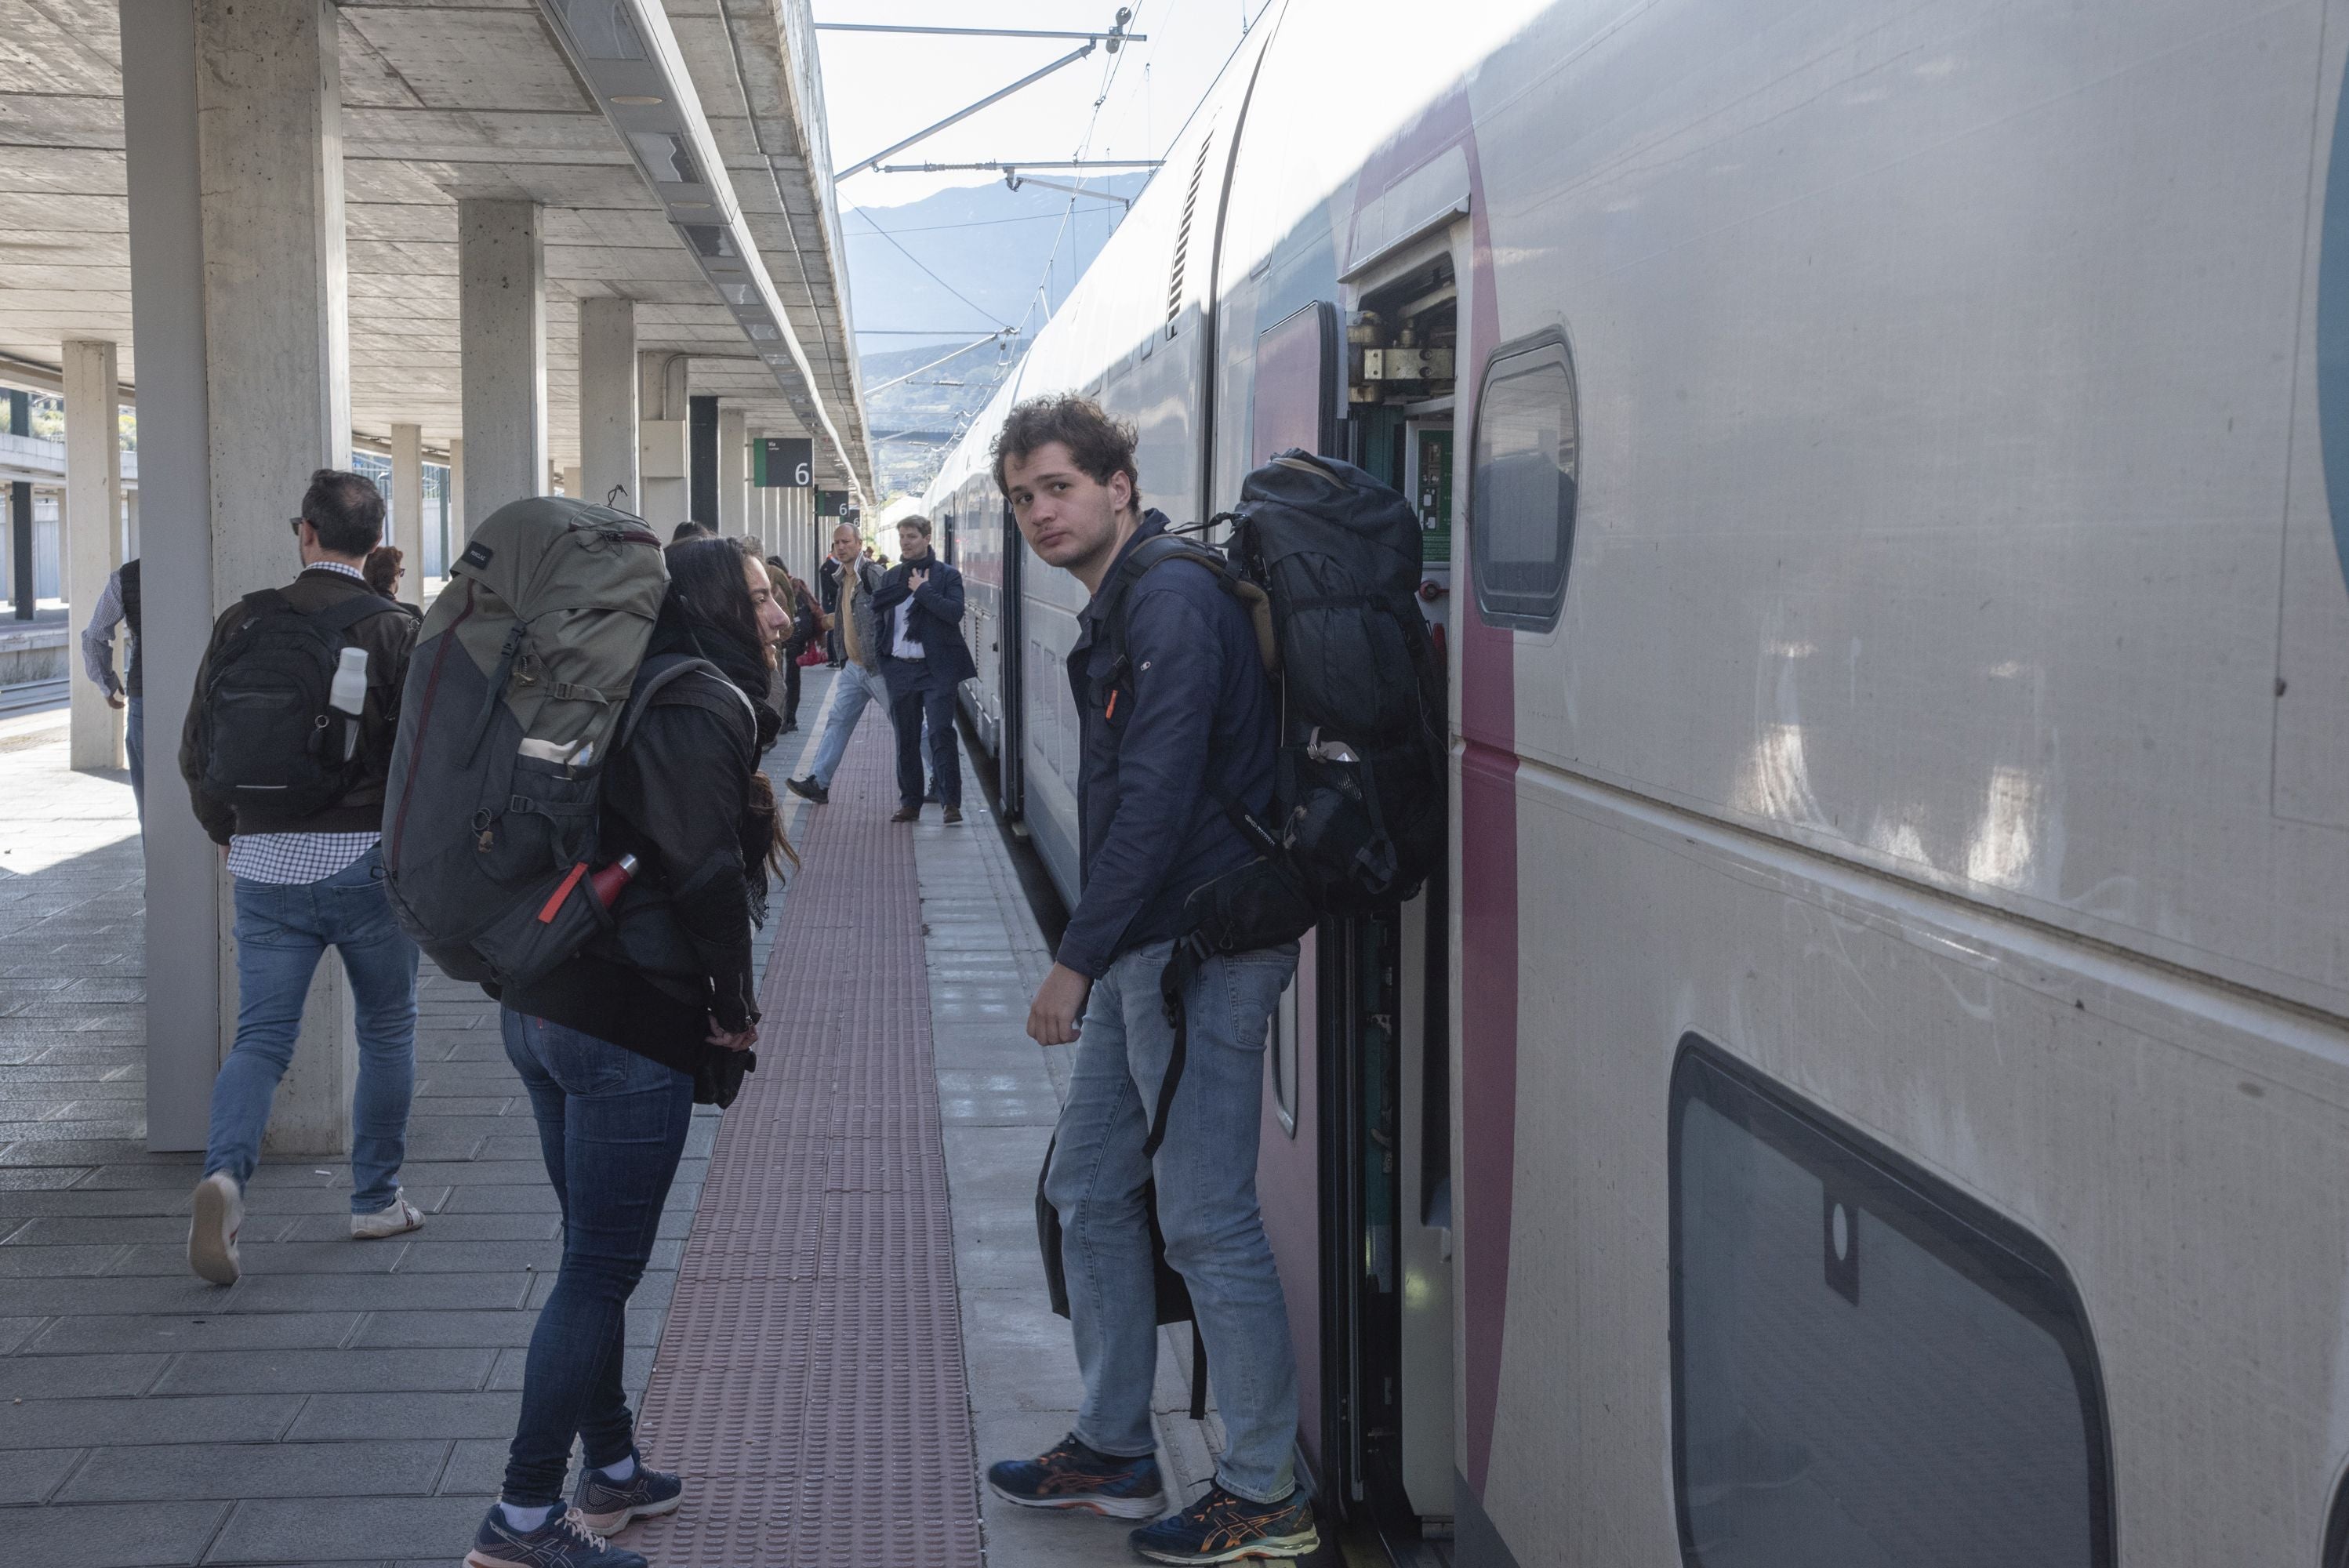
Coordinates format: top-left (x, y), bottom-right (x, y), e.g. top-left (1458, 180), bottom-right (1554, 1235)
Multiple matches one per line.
top-left (753, 437), bottom-right (812, 488)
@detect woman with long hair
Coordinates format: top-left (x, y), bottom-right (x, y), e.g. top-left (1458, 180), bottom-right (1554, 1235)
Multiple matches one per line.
top-left (464, 536), bottom-right (790, 1568)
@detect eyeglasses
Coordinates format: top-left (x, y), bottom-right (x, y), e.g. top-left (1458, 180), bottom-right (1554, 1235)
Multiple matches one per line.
top-left (289, 517), bottom-right (307, 537)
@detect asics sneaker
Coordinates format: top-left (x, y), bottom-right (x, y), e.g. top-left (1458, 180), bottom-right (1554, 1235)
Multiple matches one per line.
top-left (1129, 1483), bottom-right (1321, 1563)
top-left (464, 1504), bottom-right (646, 1568)
top-left (987, 1432), bottom-right (1167, 1519)
top-left (188, 1171), bottom-right (242, 1285)
top-left (572, 1454), bottom-right (683, 1534)
top-left (350, 1189), bottom-right (424, 1240)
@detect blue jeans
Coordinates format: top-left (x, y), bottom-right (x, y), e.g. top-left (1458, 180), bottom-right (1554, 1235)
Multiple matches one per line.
top-left (1046, 938), bottom-right (1302, 1502)
top-left (203, 844), bottom-right (419, 1214)
top-left (499, 1011), bottom-right (695, 1508)
top-left (806, 659), bottom-right (887, 788)
top-left (125, 691), bottom-right (144, 823)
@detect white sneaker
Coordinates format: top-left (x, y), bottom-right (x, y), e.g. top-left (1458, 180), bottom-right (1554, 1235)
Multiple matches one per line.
top-left (188, 1172), bottom-right (243, 1285)
top-left (351, 1190), bottom-right (425, 1240)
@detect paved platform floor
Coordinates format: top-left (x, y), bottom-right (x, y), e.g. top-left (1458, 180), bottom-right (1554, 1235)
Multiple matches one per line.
top-left (0, 670), bottom-right (1229, 1566)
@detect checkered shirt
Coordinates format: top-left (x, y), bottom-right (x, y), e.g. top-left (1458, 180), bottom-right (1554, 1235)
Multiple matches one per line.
top-left (224, 561), bottom-right (381, 887)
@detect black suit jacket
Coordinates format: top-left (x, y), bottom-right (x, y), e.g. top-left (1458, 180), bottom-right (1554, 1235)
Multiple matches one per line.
top-left (871, 556), bottom-right (978, 694)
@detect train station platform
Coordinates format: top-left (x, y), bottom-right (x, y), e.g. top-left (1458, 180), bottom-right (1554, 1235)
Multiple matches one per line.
top-left (0, 672), bottom-right (1226, 1567)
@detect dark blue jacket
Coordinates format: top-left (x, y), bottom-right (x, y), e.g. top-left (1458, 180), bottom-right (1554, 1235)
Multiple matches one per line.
top-left (872, 554), bottom-right (979, 693)
top-left (1058, 511), bottom-right (1276, 979)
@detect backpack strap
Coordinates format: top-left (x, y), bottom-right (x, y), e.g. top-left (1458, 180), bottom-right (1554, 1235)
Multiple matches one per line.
top-left (1095, 537), bottom-right (1244, 704)
top-left (306, 590), bottom-right (399, 639)
top-left (617, 653), bottom-right (744, 752)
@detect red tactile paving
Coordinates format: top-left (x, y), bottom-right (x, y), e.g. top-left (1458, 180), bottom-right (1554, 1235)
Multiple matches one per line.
top-left (631, 713), bottom-right (983, 1566)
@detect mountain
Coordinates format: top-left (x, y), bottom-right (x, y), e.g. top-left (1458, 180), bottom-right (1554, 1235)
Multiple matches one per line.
top-left (844, 173), bottom-right (1150, 497)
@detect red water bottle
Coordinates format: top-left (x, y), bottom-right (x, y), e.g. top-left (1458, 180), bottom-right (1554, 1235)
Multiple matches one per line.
top-left (590, 852), bottom-right (640, 908)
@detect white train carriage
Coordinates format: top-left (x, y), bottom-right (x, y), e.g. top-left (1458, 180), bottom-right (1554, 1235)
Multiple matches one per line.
top-left (928, 2), bottom-right (2349, 1563)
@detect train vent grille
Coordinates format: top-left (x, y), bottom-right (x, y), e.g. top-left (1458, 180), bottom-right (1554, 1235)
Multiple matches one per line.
top-left (1167, 131), bottom-right (1215, 338)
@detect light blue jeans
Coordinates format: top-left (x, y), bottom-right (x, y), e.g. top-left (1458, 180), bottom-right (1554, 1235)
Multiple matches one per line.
top-left (203, 844), bottom-right (421, 1214)
top-left (1046, 937), bottom-right (1302, 1503)
top-left (125, 691), bottom-right (144, 823)
top-left (806, 659), bottom-right (888, 788)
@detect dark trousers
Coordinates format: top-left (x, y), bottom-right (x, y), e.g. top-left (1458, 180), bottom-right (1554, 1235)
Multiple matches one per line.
top-left (884, 666), bottom-right (960, 809)
top-left (782, 657), bottom-right (802, 729)
top-left (499, 1010), bottom-right (695, 1507)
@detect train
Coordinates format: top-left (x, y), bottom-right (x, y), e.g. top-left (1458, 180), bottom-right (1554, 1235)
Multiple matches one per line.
top-left (921, 2), bottom-right (2349, 1563)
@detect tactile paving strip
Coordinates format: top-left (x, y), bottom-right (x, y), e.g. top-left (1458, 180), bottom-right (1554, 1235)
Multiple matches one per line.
top-left (631, 714), bottom-right (984, 1566)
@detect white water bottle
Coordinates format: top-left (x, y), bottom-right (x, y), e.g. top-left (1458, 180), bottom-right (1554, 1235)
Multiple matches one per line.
top-left (329, 645), bottom-right (369, 715)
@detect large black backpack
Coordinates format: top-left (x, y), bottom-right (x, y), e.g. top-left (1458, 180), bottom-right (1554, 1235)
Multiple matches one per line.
top-left (196, 589), bottom-right (391, 817)
top-left (1094, 450), bottom-right (1444, 952)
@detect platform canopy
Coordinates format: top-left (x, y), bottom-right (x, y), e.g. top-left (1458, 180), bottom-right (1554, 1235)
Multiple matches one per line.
top-left (0, 0), bottom-right (873, 495)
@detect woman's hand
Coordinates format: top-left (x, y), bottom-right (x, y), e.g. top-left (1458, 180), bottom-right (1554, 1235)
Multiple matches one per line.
top-left (707, 1017), bottom-right (758, 1052)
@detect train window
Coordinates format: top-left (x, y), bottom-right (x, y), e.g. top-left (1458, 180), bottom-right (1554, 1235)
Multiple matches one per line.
top-left (1670, 1037), bottom-right (2112, 1568)
top-left (1469, 332), bottom-right (1578, 631)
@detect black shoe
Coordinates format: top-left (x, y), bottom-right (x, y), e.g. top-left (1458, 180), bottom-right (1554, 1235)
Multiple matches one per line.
top-left (781, 720), bottom-right (798, 734)
top-left (924, 786), bottom-right (940, 804)
top-left (786, 775), bottom-right (828, 805)
top-left (891, 804), bottom-right (922, 823)
top-left (942, 805), bottom-right (963, 826)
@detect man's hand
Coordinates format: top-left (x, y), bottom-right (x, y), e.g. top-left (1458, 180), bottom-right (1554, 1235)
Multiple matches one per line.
top-left (706, 1018), bottom-right (758, 1052)
top-left (104, 691), bottom-right (124, 711)
top-left (1026, 963), bottom-right (1092, 1047)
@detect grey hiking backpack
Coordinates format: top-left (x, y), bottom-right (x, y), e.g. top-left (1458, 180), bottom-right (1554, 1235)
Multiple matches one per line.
top-left (382, 496), bottom-right (715, 989)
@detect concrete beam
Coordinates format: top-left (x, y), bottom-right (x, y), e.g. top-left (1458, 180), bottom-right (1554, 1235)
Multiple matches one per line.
top-left (718, 407), bottom-right (747, 536)
top-left (459, 199), bottom-right (546, 527)
top-left (64, 338), bottom-right (124, 772)
top-left (390, 422), bottom-right (423, 577)
top-left (579, 297), bottom-right (637, 514)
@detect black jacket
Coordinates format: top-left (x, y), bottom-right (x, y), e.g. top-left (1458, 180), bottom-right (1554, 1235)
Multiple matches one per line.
top-left (871, 554), bottom-right (979, 692)
top-left (500, 659), bottom-right (762, 1077)
top-left (178, 564), bottom-right (418, 843)
top-left (1057, 511), bottom-right (1276, 978)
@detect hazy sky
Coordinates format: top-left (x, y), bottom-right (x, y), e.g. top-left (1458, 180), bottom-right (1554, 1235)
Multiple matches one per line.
top-left (815, 0), bottom-right (1277, 211)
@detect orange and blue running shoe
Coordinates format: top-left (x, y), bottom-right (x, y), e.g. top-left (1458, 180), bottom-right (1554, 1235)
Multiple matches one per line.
top-left (987, 1432), bottom-right (1168, 1519)
top-left (1128, 1483), bottom-right (1321, 1564)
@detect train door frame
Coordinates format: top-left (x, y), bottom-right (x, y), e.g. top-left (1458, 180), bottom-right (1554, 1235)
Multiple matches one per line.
top-left (1335, 216), bottom-right (1465, 1555)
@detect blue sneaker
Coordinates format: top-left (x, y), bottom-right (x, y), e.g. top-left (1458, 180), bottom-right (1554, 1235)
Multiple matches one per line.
top-left (572, 1454), bottom-right (684, 1534)
top-left (463, 1504), bottom-right (647, 1568)
top-left (988, 1432), bottom-right (1168, 1519)
top-left (1129, 1483), bottom-right (1321, 1563)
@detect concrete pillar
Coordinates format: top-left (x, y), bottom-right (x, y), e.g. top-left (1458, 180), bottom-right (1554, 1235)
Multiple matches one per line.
top-left (459, 198), bottom-right (546, 527)
top-left (64, 339), bottom-right (125, 771)
top-left (718, 407), bottom-right (747, 537)
top-left (637, 352), bottom-right (688, 524)
top-left (123, 0), bottom-right (356, 1153)
top-left (447, 437), bottom-right (465, 539)
top-left (390, 421), bottom-right (423, 574)
top-left (579, 297), bottom-right (637, 513)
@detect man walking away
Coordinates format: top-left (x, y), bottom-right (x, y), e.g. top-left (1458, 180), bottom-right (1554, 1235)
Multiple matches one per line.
top-left (79, 555), bottom-right (143, 821)
top-left (871, 515), bottom-right (975, 825)
top-left (179, 469), bottom-right (425, 1285)
top-left (785, 524), bottom-right (884, 806)
top-left (984, 395), bottom-right (1318, 1563)
top-left (819, 541), bottom-right (848, 666)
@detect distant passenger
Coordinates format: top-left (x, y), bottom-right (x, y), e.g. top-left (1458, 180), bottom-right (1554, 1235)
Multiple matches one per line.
top-left (670, 521), bottom-right (713, 543)
top-left (463, 535), bottom-right (789, 1568)
top-left (762, 554), bottom-right (819, 735)
top-left (785, 524), bottom-right (885, 806)
top-left (362, 543), bottom-right (422, 619)
top-left (985, 394), bottom-right (1318, 1563)
top-left (871, 515), bottom-right (975, 825)
top-left (178, 469), bottom-right (424, 1284)
top-left (78, 555), bottom-right (143, 821)
top-left (818, 539), bottom-right (851, 665)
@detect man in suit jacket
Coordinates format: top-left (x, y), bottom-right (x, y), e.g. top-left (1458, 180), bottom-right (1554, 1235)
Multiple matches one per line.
top-left (871, 514), bottom-right (978, 824)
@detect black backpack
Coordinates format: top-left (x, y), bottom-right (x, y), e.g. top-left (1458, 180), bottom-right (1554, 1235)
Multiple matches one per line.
top-left (197, 589), bottom-right (391, 817)
top-left (1093, 447), bottom-right (1444, 1030)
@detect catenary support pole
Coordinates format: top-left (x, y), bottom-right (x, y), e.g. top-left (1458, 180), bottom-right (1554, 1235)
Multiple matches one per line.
top-left (459, 199), bottom-right (546, 527)
top-left (64, 339), bottom-right (125, 771)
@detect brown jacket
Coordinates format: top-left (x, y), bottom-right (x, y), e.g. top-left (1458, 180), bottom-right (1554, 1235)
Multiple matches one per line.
top-left (178, 565), bottom-right (419, 843)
